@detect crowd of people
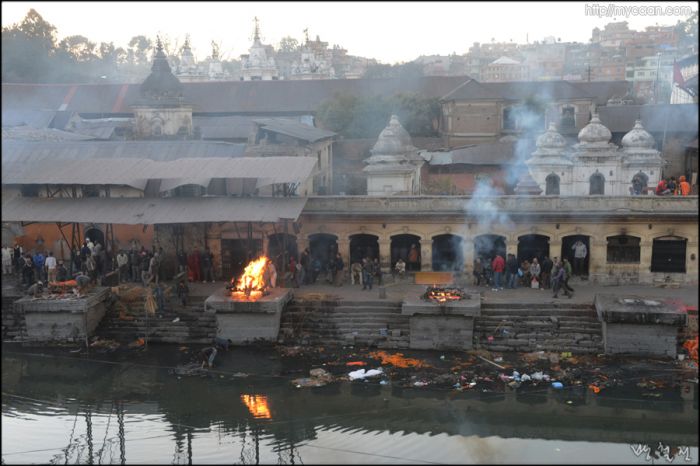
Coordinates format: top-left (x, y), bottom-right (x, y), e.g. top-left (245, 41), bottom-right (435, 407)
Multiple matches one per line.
top-left (647, 175), bottom-right (693, 196)
top-left (473, 254), bottom-right (575, 298)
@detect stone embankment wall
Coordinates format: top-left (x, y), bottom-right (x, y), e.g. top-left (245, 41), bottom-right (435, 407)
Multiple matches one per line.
top-left (2, 290), bottom-right (26, 341)
top-left (473, 303), bottom-right (604, 353)
top-left (280, 299), bottom-right (604, 354)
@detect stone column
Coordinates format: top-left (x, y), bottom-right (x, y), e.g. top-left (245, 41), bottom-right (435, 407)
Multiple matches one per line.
top-left (639, 239), bottom-right (653, 283)
top-left (378, 237), bottom-right (391, 273)
top-left (420, 238), bottom-right (432, 271)
top-left (549, 240), bottom-right (562, 261)
top-left (336, 238), bottom-right (350, 267)
top-left (296, 234), bottom-right (309, 253)
top-left (506, 237), bottom-right (518, 258)
top-left (463, 238), bottom-right (474, 276)
top-left (588, 238), bottom-right (606, 282)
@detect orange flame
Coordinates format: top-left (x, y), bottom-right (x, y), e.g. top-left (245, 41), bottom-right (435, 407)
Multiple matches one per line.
top-left (230, 256), bottom-right (269, 301)
top-left (241, 394), bottom-right (271, 419)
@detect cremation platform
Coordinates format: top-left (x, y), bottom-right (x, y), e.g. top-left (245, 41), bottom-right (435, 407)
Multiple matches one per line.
top-left (402, 291), bottom-right (481, 351)
top-left (594, 294), bottom-right (687, 358)
top-left (13, 287), bottom-right (110, 342)
top-left (204, 288), bottom-right (292, 344)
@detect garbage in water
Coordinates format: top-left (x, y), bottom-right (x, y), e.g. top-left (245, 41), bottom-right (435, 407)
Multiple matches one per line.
top-left (413, 381), bottom-right (429, 387)
top-left (368, 351), bottom-right (429, 368)
top-left (348, 368), bottom-right (383, 380)
top-left (292, 368), bottom-right (334, 387)
top-left (172, 317), bottom-right (180, 323)
top-left (552, 382), bottom-right (564, 389)
top-left (346, 361), bottom-right (367, 366)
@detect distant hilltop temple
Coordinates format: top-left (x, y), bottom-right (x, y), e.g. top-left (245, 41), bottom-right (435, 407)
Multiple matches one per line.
top-left (174, 35), bottom-right (231, 82)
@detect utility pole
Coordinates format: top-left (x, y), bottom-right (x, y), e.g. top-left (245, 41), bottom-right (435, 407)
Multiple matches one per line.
top-left (654, 52), bottom-right (661, 104)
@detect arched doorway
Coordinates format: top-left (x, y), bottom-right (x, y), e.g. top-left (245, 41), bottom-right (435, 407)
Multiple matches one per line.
top-left (651, 236), bottom-right (687, 273)
top-left (84, 226), bottom-right (105, 247)
top-left (517, 234), bottom-right (550, 265)
top-left (589, 172), bottom-right (605, 195)
top-left (474, 235), bottom-right (506, 262)
top-left (545, 173), bottom-right (560, 195)
top-left (308, 233), bottom-right (338, 274)
top-left (349, 234), bottom-right (379, 264)
top-left (391, 234), bottom-right (421, 271)
top-left (267, 233), bottom-right (298, 274)
top-left (432, 234), bottom-right (463, 271)
top-left (561, 235), bottom-right (590, 277)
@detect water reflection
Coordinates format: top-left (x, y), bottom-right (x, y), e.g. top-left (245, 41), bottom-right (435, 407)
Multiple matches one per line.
top-left (2, 347), bottom-right (698, 464)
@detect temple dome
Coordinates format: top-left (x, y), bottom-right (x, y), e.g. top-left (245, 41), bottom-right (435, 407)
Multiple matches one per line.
top-left (370, 115), bottom-right (416, 156)
top-left (140, 38), bottom-right (184, 102)
top-left (577, 113), bottom-right (611, 145)
top-left (536, 123), bottom-right (567, 149)
top-left (621, 120), bottom-right (655, 149)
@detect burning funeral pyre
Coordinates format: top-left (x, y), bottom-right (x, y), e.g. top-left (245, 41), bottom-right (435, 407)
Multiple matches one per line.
top-left (422, 286), bottom-right (467, 304)
top-left (226, 257), bottom-right (270, 301)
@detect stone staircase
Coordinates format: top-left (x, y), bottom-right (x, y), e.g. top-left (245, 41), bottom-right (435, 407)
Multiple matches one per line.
top-left (95, 295), bottom-right (217, 344)
top-left (278, 299), bottom-right (411, 349)
top-left (473, 302), bottom-right (603, 354)
top-left (2, 286), bottom-right (26, 341)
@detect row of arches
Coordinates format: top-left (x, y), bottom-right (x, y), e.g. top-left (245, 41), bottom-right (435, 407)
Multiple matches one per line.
top-left (261, 232), bottom-right (688, 277)
top-left (544, 171), bottom-right (650, 195)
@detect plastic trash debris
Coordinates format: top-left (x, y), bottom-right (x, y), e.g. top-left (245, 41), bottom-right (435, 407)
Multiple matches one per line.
top-left (172, 317), bottom-right (180, 323)
top-left (494, 357), bottom-right (503, 363)
top-left (346, 361), bottom-right (367, 366)
top-left (413, 381), bottom-right (429, 387)
top-left (379, 380), bottom-right (389, 385)
top-left (531, 371), bottom-right (544, 381)
top-left (520, 374), bottom-right (531, 382)
top-left (487, 336), bottom-right (494, 342)
top-left (588, 384), bottom-right (601, 394)
top-left (551, 381), bottom-right (564, 389)
top-left (440, 355), bottom-right (446, 360)
top-left (348, 368), bottom-right (383, 380)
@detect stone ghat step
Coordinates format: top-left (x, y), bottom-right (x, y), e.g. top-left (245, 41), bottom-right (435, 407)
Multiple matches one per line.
top-left (280, 325), bottom-right (410, 334)
top-left (480, 309), bottom-right (597, 317)
top-left (282, 308), bottom-right (405, 316)
top-left (281, 315), bottom-right (410, 323)
top-left (481, 303), bottom-right (593, 309)
top-left (293, 300), bottom-right (402, 307)
top-left (279, 336), bottom-right (411, 347)
top-left (284, 306), bottom-right (403, 314)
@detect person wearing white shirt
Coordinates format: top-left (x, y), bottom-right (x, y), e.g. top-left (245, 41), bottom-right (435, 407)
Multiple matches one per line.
top-left (571, 240), bottom-right (588, 277)
top-left (1, 245), bottom-right (13, 275)
top-left (44, 251), bottom-right (58, 282)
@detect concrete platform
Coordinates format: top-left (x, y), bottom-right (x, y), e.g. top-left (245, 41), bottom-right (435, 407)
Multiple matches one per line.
top-left (402, 290), bottom-right (481, 351)
top-left (204, 288), bottom-right (292, 345)
top-left (14, 287), bottom-right (110, 342)
top-left (595, 294), bottom-right (688, 358)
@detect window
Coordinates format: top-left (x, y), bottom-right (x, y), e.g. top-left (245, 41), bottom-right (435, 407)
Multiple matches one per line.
top-left (172, 184), bottom-right (205, 197)
top-left (20, 185), bottom-right (41, 197)
top-left (82, 185), bottom-right (101, 198)
top-left (589, 173), bottom-right (605, 195)
top-left (626, 71), bottom-right (634, 78)
top-left (651, 237), bottom-right (687, 273)
top-left (606, 235), bottom-right (640, 263)
top-left (560, 106), bottom-right (575, 129)
top-left (545, 173), bottom-right (560, 195)
top-left (503, 106), bottom-right (517, 130)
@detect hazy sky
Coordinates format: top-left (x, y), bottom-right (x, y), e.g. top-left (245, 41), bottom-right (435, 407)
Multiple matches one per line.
top-left (2, 1), bottom-right (697, 63)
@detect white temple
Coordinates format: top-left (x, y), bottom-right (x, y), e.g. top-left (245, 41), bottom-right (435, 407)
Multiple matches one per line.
top-left (240, 17), bottom-right (279, 81)
top-left (364, 115), bottom-right (424, 196)
top-left (525, 114), bottom-right (664, 196)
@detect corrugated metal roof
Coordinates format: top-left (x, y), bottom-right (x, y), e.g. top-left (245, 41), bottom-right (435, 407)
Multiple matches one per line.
top-left (253, 118), bottom-right (336, 142)
top-left (1, 109), bottom-right (56, 128)
top-left (2, 156), bottom-right (318, 189)
top-left (1, 196), bottom-right (307, 224)
top-left (1, 126), bottom-right (96, 142)
top-left (598, 104), bottom-right (699, 133)
top-left (441, 80), bottom-right (628, 104)
top-left (1, 140), bottom-right (247, 163)
top-left (422, 140), bottom-right (524, 166)
top-left (2, 76), bottom-right (471, 114)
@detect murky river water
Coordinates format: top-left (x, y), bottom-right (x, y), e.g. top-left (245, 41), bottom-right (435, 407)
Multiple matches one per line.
top-left (2, 345), bottom-right (698, 464)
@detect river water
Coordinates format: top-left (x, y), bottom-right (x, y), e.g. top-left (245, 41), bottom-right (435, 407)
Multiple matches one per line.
top-left (2, 345), bottom-right (698, 464)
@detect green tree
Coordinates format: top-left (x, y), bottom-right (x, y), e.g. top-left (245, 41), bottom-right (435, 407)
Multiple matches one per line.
top-left (363, 61), bottom-right (424, 79)
top-left (278, 36), bottom-right (300, 53)
top-left (1, 8), bottom-right (57, 82)
top-left (316, 93), bottom-right (440, 139)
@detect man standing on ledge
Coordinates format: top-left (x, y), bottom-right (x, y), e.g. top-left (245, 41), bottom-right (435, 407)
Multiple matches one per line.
top-left (571, 240), bottom-right (587, 277)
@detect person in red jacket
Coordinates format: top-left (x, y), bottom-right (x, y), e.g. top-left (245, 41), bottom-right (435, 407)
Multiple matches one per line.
top-left (491, 254), bottom-right (505, 290)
